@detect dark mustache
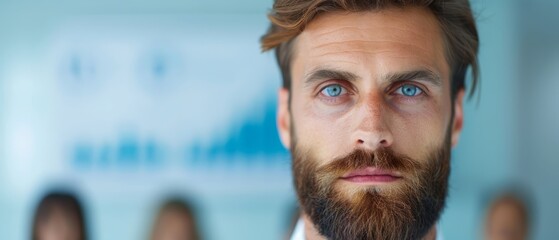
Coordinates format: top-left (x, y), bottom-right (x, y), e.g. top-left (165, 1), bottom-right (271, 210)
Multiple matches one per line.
top-left (317, 148), bottom-right (422, 176)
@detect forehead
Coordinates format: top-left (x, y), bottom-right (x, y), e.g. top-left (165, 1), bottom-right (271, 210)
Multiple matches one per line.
top-left (291, 6), bottom-right (448, 80)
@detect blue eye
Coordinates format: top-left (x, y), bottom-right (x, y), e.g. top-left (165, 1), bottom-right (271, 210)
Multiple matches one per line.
top-left (396, 84), bottom-right (423, 96)
top-left (321, 84), bottom-right (346, 97)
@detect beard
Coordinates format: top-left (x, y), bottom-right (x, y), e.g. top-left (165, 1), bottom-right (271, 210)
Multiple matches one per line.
top-left (291, 134), bottom-right (451, 240)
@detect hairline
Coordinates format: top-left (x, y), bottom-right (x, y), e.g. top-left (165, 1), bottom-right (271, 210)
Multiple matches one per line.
top-left (279, 7), bottom-right (460, 104)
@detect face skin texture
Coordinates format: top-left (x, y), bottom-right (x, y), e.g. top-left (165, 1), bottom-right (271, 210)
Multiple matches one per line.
top-left (485, 197), bottom-right (529, 240)
top-left (151, 209), bottom-right (196, 240)
top-left (276, 6), bottom-right (465, 240)
top-left (36, 206), bottom-right (81, 240)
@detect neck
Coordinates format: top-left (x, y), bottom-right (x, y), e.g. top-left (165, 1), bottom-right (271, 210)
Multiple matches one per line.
top-left (301, 214), bottom-right (438, 240)
top-left (302, 214), bottom-right (325, 240)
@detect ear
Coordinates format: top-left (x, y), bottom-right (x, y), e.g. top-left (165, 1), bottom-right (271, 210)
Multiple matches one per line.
top-left (451, 89), bottom-right (465, 147)
top-left (277, 88), bottom-right (292, 149)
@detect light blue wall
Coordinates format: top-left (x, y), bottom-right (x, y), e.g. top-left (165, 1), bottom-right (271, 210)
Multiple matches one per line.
top-left (516, 1), bottom-right (559, 239)
top-left (441, 1), bottom-right (521, 239)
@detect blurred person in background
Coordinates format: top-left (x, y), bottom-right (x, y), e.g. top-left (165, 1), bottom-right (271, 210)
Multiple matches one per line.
top-left (149, 198), bottom-right (201, 240)
top-left (31, 191), bottom-right (88, 240)
top-left (484, 191), bottom-right (532, 240)
top-left (261, 0), bottom-right (479, 239)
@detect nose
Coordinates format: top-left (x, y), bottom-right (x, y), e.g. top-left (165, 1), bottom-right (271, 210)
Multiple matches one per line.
top-left (351, 95), bottom-right (394, 151)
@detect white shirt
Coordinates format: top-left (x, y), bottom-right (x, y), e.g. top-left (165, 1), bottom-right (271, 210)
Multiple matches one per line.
top-left (290, 219), bottom-right (444, 240)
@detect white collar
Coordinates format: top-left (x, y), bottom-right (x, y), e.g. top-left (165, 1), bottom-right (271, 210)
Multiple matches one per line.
top-left (290, 219), bottom-right (444, 240)
top-left (290, 218), bottom-right (305, 240)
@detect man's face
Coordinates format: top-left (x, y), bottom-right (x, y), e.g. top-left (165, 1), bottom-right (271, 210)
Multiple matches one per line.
top-left (276, 6), bottom-right (465, 240)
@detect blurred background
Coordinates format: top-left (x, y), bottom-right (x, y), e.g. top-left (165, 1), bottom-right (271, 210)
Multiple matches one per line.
top-left (0, 0), bottom-right (557, 239)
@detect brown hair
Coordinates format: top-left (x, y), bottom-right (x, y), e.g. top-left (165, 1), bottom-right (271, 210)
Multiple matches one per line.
top-left (485, 190), bottom-right (533, 237)
top-left (150, 198), bottom-right (202, 240)
top-left (261, 0), bottom-right (479, 99)
top-left (32, 191), bottom-right (88, 240)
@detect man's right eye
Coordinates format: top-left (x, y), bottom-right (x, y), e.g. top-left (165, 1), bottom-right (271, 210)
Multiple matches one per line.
top-left (320, 84), bottom-right (347, 97)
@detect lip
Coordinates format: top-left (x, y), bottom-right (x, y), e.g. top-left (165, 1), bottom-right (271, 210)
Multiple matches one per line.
top-left (340, 167), bottom-right (402, 184)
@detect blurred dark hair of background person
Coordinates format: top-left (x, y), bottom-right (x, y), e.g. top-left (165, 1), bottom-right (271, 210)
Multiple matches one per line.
top-left (31, 191), bottom-right (88, 240)
top-left (150, 198), bottom-right (201, 240)
top-left (484, 190), bottom-right (533, 240)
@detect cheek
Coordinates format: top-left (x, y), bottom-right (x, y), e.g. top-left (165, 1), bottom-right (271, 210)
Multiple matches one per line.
top-left (292, 100), bottom-right (352, 165)
top-left (391, 100), bottom-right (449, 159)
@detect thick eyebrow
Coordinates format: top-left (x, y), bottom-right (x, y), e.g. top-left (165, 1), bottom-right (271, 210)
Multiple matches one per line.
top-left (303, 69), bottom-right (359, 87)
top-left (383, 69), bottom-right (442, 87)
top-left (303, 68), bottom-right (442, 88)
